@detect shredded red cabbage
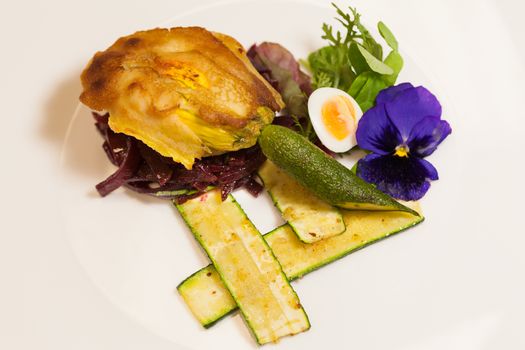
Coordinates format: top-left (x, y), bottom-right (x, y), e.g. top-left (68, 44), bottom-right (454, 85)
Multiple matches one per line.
top-left (93, 42), bottom-right (313, 203)
top-left (93, 112), bottom-right (266, 203)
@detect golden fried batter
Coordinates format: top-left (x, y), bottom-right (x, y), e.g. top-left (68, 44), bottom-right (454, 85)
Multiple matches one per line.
top-left (80, 27), bottom-right (284, 169)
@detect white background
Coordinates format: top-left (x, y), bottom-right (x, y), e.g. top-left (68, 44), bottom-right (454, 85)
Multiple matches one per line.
top-left (1, 0), bottom-right (524, 349)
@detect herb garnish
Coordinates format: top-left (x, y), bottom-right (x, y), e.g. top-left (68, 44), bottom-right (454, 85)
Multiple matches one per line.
top-left (306, 3), bottom-right (403, 111)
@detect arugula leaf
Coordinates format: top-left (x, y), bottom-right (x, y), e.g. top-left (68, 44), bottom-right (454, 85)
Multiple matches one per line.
top-left (378, 21), bottom-right (398, 51)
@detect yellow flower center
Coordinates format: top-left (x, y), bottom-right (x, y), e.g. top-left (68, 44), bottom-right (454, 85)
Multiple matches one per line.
top-left (394, 145), bottom-right (409, 157)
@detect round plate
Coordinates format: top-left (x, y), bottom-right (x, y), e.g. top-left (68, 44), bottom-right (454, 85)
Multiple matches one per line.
top-left (59, 0), bottom-right (524, 349)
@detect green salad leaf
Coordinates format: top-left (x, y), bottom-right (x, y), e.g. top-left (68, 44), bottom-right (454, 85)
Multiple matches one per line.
top-left (355, 20), bottom-right (383, 61)
top-left (382, 50), bottom-right (403, 85)
top-left (378, 21), bottom-right (399, 51)
top-left (306, 3), bottom-right (404, 111)
top-left (308, 45), bottom-right (355, 89)
top-left (349, 72), bottom-right (388, 112)
top-left (349, 43), bottom-right (394, 75)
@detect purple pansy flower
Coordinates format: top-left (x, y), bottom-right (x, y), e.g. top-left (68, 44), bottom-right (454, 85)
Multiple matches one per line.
top-left (355, 83), bottom-right (451, 201)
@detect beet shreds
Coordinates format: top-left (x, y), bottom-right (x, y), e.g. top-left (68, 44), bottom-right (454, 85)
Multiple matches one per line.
top-left (93, 112), bottom-right (266, 202)
top-left (95, 136), bottom-right (142, 197)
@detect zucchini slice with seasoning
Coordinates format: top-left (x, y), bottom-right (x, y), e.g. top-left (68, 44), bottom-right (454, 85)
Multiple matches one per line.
top-left (258, 161), bottom-right (346, 243)
top-left (178, 202), bottom-right (423, 327)
top-left (176, 189), bottom-right (310, 344)
top-left (177, 265), bottom-right (237, 328)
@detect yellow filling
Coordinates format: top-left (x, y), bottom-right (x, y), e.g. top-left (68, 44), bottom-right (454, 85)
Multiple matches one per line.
top-left (164, 63), bottom-right (209, 89)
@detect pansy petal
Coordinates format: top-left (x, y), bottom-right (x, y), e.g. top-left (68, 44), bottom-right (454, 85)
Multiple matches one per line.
top-left (356, 154), bottom-right (439, 201)
top-left (375, 82), bottom-right (414, 105)
top-left (385, 86), bottom-right (442, 140)
top-left (356, 104), bottom-right (403, 155)
top-left (419, 157), bottom-right (439, 181)
top-left (408, 116), bottom-right (452, 157)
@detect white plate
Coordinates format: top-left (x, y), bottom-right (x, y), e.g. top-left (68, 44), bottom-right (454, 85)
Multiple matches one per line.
top-left (43, 0), bottom-right (525, 349)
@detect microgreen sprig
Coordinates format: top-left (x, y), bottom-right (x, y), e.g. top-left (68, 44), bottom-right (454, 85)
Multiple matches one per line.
top-left (307, 3), bottom-right (404, 111)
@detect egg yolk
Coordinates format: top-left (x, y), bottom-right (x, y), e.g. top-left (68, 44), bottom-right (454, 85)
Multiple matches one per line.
top-left (321, 96), bottom-right (357, 140)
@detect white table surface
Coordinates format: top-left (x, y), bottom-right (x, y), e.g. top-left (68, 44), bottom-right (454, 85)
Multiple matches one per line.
top-left (1, 0), bottom-right (524, 349)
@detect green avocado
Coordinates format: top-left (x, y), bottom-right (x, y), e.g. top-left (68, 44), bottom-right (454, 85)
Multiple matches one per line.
top-left (258, 125), bottom-right (419, 216)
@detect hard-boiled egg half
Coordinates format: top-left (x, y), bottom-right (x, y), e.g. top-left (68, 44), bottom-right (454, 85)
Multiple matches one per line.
top-left (307, 87), bottom-right (363, 153)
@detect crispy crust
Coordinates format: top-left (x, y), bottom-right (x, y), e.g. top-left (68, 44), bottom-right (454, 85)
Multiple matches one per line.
top-left (80, 27), bottom-right (285, 168)
top-left (211, 32), bottom-right (284, 111)
top-left (80, 27), bottom-right (283, 126)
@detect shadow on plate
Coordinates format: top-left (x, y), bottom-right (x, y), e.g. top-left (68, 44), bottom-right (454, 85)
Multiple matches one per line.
top-left (42, 68), bottom-right (161, 205)
top-left (42, 68), bottom-right (109, 181)
top-left (40, 69), bottom-right (82, 149)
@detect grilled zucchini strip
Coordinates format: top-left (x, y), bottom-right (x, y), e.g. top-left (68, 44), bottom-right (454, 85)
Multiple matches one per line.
top-left (178, 202), bottom-right (423, 327)
top-left (258, 161), bottom-right (346, 243)
top-left (176, 190), bottom-right (310, 344)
